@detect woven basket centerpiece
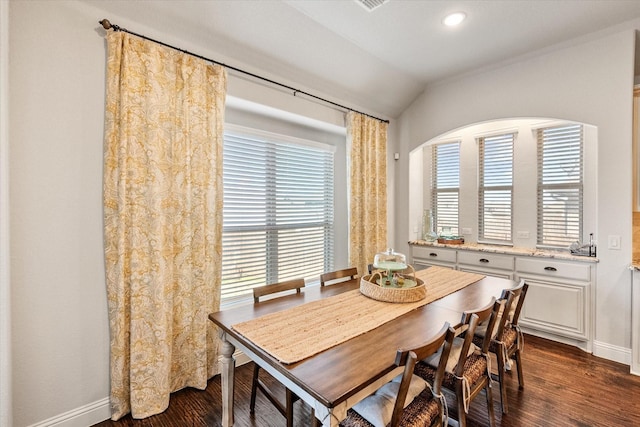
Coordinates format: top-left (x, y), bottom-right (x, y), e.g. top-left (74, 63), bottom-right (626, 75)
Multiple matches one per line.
top-left (360, 249), bottom-right (427, 303)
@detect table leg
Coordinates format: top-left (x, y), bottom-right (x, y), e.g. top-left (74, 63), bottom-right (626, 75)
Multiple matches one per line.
top-left (314, 403), bottom-right (343, 426)
top-left (220, 331), bottom-right (236, 427)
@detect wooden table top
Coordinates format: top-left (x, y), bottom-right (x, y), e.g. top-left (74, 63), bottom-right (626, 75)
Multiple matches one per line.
top-left (209, 272), bottom-right (516, 409)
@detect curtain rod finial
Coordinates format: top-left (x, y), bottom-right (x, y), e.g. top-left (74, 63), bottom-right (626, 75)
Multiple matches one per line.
top-left (99, 19), bottom-right (113, 30)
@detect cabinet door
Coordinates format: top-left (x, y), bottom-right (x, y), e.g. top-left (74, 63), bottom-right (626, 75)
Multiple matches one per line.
top-left (517, 275), bottom-right (587, 340)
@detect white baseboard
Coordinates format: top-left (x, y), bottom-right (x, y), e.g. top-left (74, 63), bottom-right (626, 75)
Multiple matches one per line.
top-left (27, 349), bottom-right (252, 427)
top-left (27, 398), bottom-right (110, 427)
top-left (593, 340), bottom-right (631, 366)
top-left (520, 326), bottom-right (591, 353)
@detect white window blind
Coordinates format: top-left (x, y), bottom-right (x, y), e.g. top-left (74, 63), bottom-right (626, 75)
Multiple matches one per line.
top-left (431, 142), bottom-right (460, 235)
top-left (478, 133), bottom-right (514, 243)
top-left (221, 129), bottom-right (335, 302)
top-left (537, 124), bottom-right (583, 247)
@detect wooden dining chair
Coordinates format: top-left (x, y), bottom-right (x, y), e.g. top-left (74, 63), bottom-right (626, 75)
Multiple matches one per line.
top-left (415, 297), bottom-right (505, 427)
top-left (250, 278), bottom-right (306, 427)
top-left (473, 279), bottom-right (529, 414)
top-left (320, 267), bottom-right (358, 286)
top-left (340, 321), bottom-right (457, 427)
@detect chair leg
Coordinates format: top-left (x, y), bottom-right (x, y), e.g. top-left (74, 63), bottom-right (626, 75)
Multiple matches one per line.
top-left (514, 349), bottom-right (524, 389)
top-left (250, 363), bottom-right (260, 414)
top-left (456, 382), bottom-right (467, 427)
top-left (496, 346), bottom-right (508, 414)
top-left (485, 381), bottom-right (496, 427)
top-left (311, 408), bottom-right (319, 427)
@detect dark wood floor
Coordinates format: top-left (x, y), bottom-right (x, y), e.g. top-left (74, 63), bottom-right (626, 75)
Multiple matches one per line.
top-left (93, 334), bottom-right (640, 427)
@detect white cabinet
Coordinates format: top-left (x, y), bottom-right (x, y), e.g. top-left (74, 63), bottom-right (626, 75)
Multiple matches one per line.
top-left (515, 258), bottom-right (593, 352)
top-left (457, 251), bottom-right (514, 279)
top-left (411, 246), bottom-right (456, 269)
top-left (515, 275), bottom-right (588, 339)
top-left (409, 243), bottom-right (596, 352)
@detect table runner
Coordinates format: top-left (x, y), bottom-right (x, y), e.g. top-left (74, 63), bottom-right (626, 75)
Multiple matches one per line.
top-left (231, 266), bottom-right (485, 364)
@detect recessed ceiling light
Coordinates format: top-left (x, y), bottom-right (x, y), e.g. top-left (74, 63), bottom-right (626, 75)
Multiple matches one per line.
top-left (443, 12), bottom-right (466, 27)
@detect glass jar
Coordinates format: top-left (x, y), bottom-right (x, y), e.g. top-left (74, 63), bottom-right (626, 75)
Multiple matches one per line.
top-left (422, 209), bottom-right (437, 242)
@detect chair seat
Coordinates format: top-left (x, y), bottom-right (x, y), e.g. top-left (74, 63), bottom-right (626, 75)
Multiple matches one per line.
top-left (473, 326), bottom-right (517, 354)
top-left (416, 353), bottom-right (488, 390)
top-left (500, 327), bottom-right (518, 349)
top-left (340, 388), bottom-right (441, 427)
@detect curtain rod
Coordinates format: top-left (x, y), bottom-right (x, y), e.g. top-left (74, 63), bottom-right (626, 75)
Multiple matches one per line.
top-left (99, 19), bottom-right (389, 124)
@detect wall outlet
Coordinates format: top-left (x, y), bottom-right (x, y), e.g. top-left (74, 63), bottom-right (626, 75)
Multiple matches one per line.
top-left (461, 227), bottom-right (472, 235)
top-left (517, 231), bottom-right (530, 239)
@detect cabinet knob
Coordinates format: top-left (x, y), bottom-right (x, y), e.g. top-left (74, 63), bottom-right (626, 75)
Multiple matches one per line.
top-left (429, 253), bottom-right (438, 257)
top-left (479, 258), bottom-right (489, 263)
top-left (544, 266), bottom-right (557, 272)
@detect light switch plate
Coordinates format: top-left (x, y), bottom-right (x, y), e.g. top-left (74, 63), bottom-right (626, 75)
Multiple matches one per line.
top-left (608, 235), bottom-right (621, 250)
top-left (461, 227), bottom-right (472, 235)
top-left (517, 231), bottom-right (530, 239)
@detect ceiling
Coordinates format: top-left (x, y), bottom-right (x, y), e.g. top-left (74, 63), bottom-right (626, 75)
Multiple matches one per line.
top-left (89, 0), bottom-right (640, 119)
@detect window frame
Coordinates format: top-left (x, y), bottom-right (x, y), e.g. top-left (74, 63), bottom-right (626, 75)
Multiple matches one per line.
top-left (477, 132), bottom-right (515, 244)
top-left (221, 124), bottom-right (336, 305)
top-left (536, 124), bottom-right (584, 249)
top-left (430, 141), bottom-right (460, 236)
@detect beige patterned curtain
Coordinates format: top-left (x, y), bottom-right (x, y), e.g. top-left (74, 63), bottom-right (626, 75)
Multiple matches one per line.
top-left (103, 31), bottom-right (226, 420)
top-left (347, 112), bottom-right (388, 276)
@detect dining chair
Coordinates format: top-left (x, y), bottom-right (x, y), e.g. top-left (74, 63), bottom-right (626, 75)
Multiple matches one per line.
top-left (473, 279), bottom-right (529, 414)
top-left (320, 267), bottom-right (358, 286)
top-left (340, 321), bottom-right (458, 427)
top-left (415, 297), bottom-right (505, 427)
top-left (250, 278), bottom-right (306, 427)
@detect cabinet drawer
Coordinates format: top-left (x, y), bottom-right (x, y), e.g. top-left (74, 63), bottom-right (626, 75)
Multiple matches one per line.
top-left (516, 258), bottom-right (590, 282)
top-left (412, 246), bottom-right (457, 263)
top-left (457, 251), bottom-right (514, 271)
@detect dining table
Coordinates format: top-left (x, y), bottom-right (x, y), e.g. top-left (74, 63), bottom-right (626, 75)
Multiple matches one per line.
top-left (209, 266), bottom-right (518, 427)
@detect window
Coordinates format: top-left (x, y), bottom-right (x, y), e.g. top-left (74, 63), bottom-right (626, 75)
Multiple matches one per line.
top-left (221, 127), bottom-right (335, 303)
top-left (537, 124), bottom-right (583, 247)
top-left (431, 142), bottom-right (460, 235)
top-left (478, 133), bottom-right (514, 243)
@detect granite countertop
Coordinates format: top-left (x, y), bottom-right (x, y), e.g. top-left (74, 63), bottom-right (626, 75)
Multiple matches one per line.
top-left (408, 240), bottom-right (599, 263)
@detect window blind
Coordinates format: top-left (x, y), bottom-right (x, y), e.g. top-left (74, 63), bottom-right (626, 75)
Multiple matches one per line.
top-left (537, 124), bottom-right (583, 247)
top-left (222, 130), bottom-right (335, 302)
top-left (431, 142), bottom-right (460, 235)
top-left (478, 133), bottom-right (514, 242)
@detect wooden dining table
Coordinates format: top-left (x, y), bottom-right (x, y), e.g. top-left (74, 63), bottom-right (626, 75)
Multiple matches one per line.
top-left (209, 268), bottom-right (517, 427)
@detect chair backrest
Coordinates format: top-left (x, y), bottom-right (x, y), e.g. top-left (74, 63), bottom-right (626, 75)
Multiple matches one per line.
top-left (499, 279), bottom-right (529, 327)
top-left (492, 291), bottom-right (518, 343)
top-left (450, 312), bottom-right (482, 377)
top-left (320, 267), bottom-right (358, 286)
top-left (390, 322), bottom-right (456, 427)
top-left (459, 297), bottom-right (505, 369)
top-left (252, 278), bottom-right (306, 303)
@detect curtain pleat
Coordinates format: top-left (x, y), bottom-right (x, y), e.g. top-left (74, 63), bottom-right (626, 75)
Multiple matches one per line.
top-left (103, 30), bottom-right (226, 420)
top-left (347, 112), bottom-right (388, 277)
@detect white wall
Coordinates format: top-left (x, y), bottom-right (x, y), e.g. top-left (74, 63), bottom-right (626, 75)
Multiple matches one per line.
top-left (7, 1), bottom-right (389, 425)
top-left (9, 1), bottom-right (110, 425)
top-left (395, 25), bottom-right (638, 358)
top-left (1, 0), bottom-right (12, 425)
